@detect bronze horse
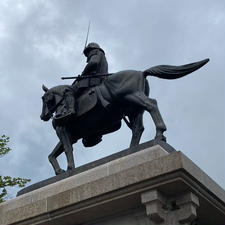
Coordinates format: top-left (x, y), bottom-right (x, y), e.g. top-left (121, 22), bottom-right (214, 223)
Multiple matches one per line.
top-left (40, 59), bottom-right (209, 175)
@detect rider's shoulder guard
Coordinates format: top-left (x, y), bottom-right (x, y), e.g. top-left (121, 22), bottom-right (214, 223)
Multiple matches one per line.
top-left (87, 49), bottom-right (101, 62)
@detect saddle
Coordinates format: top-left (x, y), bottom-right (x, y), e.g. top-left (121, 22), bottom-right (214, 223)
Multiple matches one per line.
top-left (54, 88), bottom-right (99, 121)
top-left (76, 88), bottom-right (98, 117)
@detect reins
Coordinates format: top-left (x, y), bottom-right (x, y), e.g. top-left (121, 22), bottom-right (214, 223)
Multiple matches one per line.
top-left (48, 92), bottom-right (65, 117)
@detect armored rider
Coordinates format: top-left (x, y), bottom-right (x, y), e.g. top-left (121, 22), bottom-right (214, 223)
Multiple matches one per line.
top-left (79, 42), bottom-right (108, 89)
top-left (58, 42), bottom-right (108, 119)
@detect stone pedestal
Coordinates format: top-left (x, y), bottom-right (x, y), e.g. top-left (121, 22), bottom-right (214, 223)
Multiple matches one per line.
top-left (1, 145), bottom-right (225, 225)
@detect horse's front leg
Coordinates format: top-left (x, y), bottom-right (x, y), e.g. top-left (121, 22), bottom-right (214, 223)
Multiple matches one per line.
top-left (48, 142), bottom-right (65, 175)
top-left (55, 126), bottom-right (75, 171)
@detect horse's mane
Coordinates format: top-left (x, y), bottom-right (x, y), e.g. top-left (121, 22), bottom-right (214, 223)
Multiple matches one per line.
top-left (49, 85), bottom-right (71, 95)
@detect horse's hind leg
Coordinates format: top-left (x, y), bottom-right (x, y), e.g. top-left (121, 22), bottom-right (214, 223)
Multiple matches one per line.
top-left (48, 142), bottom-right (65, 175)
top-left (128, 111), bottom-right (144, 147)
top-left (124, 92), bottom-right (167, 141)
top-left (149, 99), bottom-right (167, 141)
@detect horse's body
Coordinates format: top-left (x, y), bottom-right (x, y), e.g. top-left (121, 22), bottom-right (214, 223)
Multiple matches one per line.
top-left (41, 59), bottom-right (209, 175)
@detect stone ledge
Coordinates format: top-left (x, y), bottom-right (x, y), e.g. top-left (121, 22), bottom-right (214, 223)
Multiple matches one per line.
top-left (0, 145), bottom-right (225, 225)
top-left (17, 140), bottom-right (176, 196)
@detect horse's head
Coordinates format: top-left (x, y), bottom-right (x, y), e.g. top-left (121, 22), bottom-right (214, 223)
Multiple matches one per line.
top-left (40, 85), bottom-right (56, 121)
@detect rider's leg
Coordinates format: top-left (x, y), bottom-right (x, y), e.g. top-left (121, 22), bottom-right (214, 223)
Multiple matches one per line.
top-left (65, 89), bottom-right (76, 114)
top-left (64, 89), bottom-right (76, 116)
top-left (55, 89), bottom-right (76, 119)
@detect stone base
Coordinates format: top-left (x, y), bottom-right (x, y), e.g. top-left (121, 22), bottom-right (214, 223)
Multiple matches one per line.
top-left (17, 140), bottom-right (176, 196)
top-left (1, 145), bottom-right (225, 225)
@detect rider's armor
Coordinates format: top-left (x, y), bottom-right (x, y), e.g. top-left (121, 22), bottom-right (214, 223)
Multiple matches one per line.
top-left (78, 42), bottom-right (108, 89)
top-left (56, 43), bottom-right (108, 120)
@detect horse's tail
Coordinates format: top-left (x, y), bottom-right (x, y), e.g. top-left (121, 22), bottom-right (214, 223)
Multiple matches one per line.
top-left (143, 58), bottom-right (209, 79)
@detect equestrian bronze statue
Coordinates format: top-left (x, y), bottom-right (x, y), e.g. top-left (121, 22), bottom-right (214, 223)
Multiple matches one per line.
top-left (40, 42), bottom-right (209, 175)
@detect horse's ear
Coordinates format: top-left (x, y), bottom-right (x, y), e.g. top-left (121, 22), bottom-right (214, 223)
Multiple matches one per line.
top-left (42, 84), bottom-right (49, 92)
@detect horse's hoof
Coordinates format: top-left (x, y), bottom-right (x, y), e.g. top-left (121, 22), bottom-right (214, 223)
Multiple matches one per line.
top-left (55, 169), bottom-right (65, 175)
top-left (155, 134), bottom-right (166, 142)
top-left (67, 166), bottom-right (75, 171)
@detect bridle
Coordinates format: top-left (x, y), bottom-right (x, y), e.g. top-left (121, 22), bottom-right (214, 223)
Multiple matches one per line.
top-left (45, 91), bottom-right (65, 118)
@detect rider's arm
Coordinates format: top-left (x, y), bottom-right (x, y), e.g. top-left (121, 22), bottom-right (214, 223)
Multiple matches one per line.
top-left (81, 54), bottom-right (101, 75)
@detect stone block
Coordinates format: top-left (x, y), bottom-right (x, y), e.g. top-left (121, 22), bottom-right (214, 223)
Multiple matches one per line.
top-left (141, 189), bottom-right (200, 224)
top-left (0, 145), bottom-right (224, 225)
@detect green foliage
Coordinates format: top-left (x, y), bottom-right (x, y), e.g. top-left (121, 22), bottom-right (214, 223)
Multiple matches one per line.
top-left (0, 135), bottom-right (10, 157)
top-left (0, 135), bottom-right (30, 203)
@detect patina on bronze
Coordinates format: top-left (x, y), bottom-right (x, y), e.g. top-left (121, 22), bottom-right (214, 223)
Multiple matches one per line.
top-left (40, 43), bottom-right (209, 175)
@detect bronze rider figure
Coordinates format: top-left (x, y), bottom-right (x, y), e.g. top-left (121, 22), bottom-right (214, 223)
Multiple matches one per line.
top-left (56, 42), bottom-right (108, 119)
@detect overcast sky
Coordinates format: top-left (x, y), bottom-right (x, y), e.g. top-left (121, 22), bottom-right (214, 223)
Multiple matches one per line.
top-left (0, 0), bottom-right (224, 198)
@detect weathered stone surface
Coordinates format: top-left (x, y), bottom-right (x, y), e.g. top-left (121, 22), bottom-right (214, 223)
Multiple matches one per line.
top-left (17, 140), bottom-right (175, 196)
top-left (181, 154), bottom-right (225, 202)
top-left (0, 145), bottom-right (225, 225)
top-left (90, 209), bottom-right (151, 225)
top-left (141, 189), bottom-right (166, 223)
top-left (141, 189), bottom-right (200, 224)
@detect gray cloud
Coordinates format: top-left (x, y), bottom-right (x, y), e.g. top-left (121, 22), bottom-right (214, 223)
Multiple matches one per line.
top-left (0, 0), bottom-right (224, 197)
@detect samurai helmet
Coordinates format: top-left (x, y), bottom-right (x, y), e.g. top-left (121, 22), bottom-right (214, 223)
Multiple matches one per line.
top-left (83, 42), bottom-right (105, 56)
